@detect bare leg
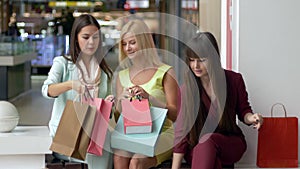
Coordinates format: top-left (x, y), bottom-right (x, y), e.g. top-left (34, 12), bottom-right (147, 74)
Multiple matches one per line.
top-left (129, 154), bottom-right (157, 169)
top-left (113, 149), bottom-right (132, 169)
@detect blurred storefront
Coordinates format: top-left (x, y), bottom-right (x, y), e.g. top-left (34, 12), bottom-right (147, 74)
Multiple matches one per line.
top-left (0, 0), bottom-right (220, 100)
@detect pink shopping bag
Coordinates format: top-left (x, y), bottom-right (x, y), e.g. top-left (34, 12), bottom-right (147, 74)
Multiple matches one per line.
top-left (83, 97), bottom-right (112, 156)
top-left (121, 98), bottom-right (152, 134)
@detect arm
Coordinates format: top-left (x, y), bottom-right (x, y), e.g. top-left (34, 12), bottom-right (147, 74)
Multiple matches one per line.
top-left (115, 75), bottom-right (123, 112)
top-left (173, 130), bottom-right (189, 167)
top-left (161, 68), bottom-right (178, 122)
top-left (171, 153), bottom-right (184, 169)
top-left (115, 75), bottom-right (131, 113)
top-left (42, 57), bottom-right (83, 98)
top-left (235, 73), bottom-right (263, 129)
top-left (48, 80), bottom-right (73, 97)
top-left (103, 73), bottom-right (115, 101)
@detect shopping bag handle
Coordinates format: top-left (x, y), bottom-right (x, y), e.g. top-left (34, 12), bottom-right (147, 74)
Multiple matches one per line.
top-left (271, 103), bottom-right (287, 117)
top-left (84, 85), bottom-right (94, 101)
top-left (74, 85), bottom-right (95, 104)
top-left (129, 95), bottom-right (142, 102)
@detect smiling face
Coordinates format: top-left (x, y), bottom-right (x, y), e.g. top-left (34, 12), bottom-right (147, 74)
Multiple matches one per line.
top-left (78, 25), bottom-right (100, 56)
top-left (121, 32), bottom-right (139, 59)
top-left (189, 57), bottom-right (208, 78)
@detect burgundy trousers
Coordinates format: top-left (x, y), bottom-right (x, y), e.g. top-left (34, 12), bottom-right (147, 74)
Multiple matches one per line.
top-left (190, 133), bottom-right (246, 169)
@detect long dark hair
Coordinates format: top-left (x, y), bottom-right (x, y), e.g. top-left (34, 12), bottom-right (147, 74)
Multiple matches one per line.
top-left (185, 32), bottom-right (239, 147)
top-left (65, 14), bottom-right (112, 79)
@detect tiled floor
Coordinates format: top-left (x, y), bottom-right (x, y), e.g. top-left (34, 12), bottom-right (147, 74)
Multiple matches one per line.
top-left (10, 75), bottom-right (53, 126)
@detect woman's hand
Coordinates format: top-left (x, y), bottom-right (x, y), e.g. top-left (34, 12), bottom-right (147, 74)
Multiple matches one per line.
top-left (71, 80), bottom-right (84, 94)
top-left (244, 112), bottom-right (264, 130)
top-left (105, 95), bottom-right (115, 102)
top-left (128, 85), bottom-right (149, 99)
top-left (118, 87), bottom-right (132, 101)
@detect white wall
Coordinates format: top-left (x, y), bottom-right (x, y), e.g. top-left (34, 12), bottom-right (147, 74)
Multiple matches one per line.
top-left (236, 0), bottom-right (300, 167)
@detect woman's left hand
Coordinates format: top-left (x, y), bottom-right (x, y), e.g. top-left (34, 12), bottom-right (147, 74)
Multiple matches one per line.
top-left (245, 113), bottom-right (264, 130)
top-left (128, 85), bottom-right (149, 99)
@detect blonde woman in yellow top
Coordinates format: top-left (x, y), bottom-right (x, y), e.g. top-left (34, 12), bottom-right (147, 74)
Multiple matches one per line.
top-left (113, 19), bottom-right (178, 169)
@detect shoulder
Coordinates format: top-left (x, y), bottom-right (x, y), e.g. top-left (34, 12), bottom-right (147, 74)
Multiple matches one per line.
top-left (53, 56), bottom-right (67, 62)
top-left (52, 56), bottom-right (71, 66)
top-left (157, 64), bottom-right (173, 76)
top-left (52, 56), bottom-right (75, 69)
top-left (225, 69), bottom-right (242, 80)
top-left (225, 69), bottom-right (245, 87)
top-left (159, 64), bottom-right (177, 83)
top-left (159, 64), bottom-right (172, 71)
top-left (224, 69), bottom-right (242, 77)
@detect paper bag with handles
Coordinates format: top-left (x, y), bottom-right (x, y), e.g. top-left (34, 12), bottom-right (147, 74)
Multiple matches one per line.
top-left (257, 103), bottom-right (298, 168)
top-left (50, 100), bottom-right (96, 160)
top-left (83, 97), bottom-right (112, 156)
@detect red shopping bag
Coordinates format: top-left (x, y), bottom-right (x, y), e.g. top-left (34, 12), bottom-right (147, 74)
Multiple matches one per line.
top-left (257, 103), bottom-right (298, 168)
top-left (83, 97), bottom-right (112, 156)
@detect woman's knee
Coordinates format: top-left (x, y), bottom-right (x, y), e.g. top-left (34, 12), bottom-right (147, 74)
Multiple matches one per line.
top-left (192, 133), bottom-right (221, 156)
top-left (199, 133), bottom-right (223, 143)
top-left (129, 158), bottom-right (141, 169)
top-left (129, 156), bottom-right (157, 169)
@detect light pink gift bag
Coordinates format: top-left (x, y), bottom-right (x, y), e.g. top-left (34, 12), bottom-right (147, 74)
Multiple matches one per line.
top-left (83, 97), bottom-right (112, 156)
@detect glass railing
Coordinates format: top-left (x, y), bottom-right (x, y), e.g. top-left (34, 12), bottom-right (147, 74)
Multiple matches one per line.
top-left (0, 36), bottom-right (35, 56)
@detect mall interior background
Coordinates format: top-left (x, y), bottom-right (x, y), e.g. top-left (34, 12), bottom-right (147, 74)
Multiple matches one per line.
top-left (1, 0), bottom-right (300, 168)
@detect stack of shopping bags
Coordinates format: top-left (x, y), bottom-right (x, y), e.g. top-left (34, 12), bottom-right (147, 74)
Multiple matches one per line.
top-left (121, 98), bottom-right (152, 134)
top-left (50, 93), bottom-right (167, 160)
top-left (111, 97), bottom-right (167, 157)
top-left (50, 97), bottom-right (112, 160)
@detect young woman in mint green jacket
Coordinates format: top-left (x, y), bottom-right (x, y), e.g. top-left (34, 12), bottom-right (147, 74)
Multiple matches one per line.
top-left (42, 14), bottom-right (114, 169)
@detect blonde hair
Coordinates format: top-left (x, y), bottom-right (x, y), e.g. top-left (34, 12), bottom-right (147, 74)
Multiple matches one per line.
top-left (118, 19), bottom-right (162, 67)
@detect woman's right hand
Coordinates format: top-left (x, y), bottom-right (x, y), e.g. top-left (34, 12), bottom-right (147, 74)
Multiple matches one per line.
top-left (71, 80), bottom-right (84, 94)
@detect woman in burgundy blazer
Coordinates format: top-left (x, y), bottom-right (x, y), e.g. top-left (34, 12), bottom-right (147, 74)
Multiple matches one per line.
top-left (171, 32), bottom-right (263, 169)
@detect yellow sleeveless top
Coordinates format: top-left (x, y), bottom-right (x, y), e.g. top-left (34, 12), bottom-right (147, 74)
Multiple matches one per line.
top-left (119, 64), bottom-right (173, 130)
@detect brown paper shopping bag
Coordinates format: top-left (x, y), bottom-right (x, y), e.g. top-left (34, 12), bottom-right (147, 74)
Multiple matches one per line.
top-left (50, 100), bottom-right (96, 160)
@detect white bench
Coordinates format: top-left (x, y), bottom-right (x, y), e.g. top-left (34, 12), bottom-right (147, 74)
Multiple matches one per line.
top-left (0, 126), bottom-right (52, 169)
